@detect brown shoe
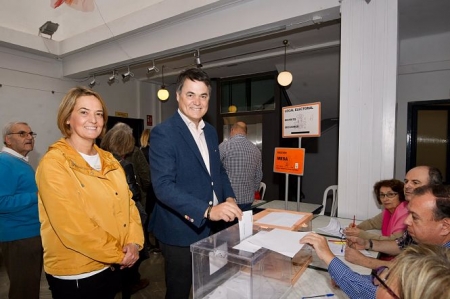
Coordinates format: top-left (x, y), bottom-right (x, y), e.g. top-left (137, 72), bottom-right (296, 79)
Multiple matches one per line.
top-left (130, 278), bottom-right (150, 294)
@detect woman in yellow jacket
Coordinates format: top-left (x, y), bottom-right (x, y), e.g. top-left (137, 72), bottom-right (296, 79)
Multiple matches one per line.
top-left (36, 87), bottom-right (144, 299)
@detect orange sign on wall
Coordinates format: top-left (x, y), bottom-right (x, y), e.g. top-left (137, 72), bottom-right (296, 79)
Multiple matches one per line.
top-left (273, 147), bottom-right (305, 175)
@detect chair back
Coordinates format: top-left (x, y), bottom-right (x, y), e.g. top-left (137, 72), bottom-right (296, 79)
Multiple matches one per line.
top-left (259, 182), bottom-right (267, 201)
top-left (320, 185), bottom-right (338, 217)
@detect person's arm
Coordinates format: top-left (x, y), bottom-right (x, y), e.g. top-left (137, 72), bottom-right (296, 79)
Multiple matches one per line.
top-left (133, 148), bottom-right (151, 191)
top-left (300, 233), bottom-right (377, 299)
top-left (347, 236), bottom-right (402, 256)
top-left (254, 150), bottom-right (263, 192)
top-left (345, 246), bottom-right (393, 269)
top-left (358, 230), bottom-right (403, 241)
top-left (345, 213), bottom-right (382, 237)
top-left (327, 258), bottom-right (377, 299)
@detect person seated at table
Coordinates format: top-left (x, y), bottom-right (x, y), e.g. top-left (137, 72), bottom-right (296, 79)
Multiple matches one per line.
top-left (374, 244), bottom-right (450, 299)
top-left (300, 234), bottom-right (450, 299)
top-left (344, 179), bottom-right (408, 242)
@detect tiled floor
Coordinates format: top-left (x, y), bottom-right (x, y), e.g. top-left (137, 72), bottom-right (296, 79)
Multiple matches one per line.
top-left (0, 246), bottom-right (167, 299)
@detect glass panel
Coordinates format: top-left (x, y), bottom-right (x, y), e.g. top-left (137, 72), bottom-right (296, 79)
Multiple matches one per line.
top-left (416, 110), bottom-right (448, 180)
top-left (220, 76), bottom-right (275, 114)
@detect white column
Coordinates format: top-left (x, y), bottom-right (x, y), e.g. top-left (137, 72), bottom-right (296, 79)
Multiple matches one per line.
top-left (338, 0), bottom-right (398, 219)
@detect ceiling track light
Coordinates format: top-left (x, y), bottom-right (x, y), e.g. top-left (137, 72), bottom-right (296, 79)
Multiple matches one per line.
top-left (108, 70), bottom-right (118, 84)
top-left (147, 60), bottom-right (159, 73)
top-left (157, 65), bottom-right (169, 102)
top-left (194, 49), bottom-right (202, 68)
top-left (277, 39), bottom-right (293, 87)
top-left (88, 75), bottom-right (96, 88)
top-left (122, 66), bottom-right (134, 79)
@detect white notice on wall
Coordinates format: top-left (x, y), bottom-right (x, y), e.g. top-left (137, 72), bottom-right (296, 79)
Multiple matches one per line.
top-left (282, 102), bottom-right (321, 138)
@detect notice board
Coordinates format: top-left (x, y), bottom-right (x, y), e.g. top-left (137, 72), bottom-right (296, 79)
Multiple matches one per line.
top-left (273, 147), bottom-right (305, 175)
top-left (282, 102), bottom-right (321, 138)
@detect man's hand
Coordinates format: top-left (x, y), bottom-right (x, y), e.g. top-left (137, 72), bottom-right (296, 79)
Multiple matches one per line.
top-left (300, 233), bottom-right (335, 266)
top-left (346, 236), bottom-right (367, 250)
top-left (344, 245), bottom-right (366, 264)
top-left (209, 199), bottom-right (242, 222)
top-left (120, 243), bottom-right (140, 269)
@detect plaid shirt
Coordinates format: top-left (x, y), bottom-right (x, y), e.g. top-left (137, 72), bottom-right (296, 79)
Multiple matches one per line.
top-left (328, 258), bottom-right (376, 299)
top-left (219, 134), bottom-right (263, 205)
top-left (395, 231), bottom-right (416, 250)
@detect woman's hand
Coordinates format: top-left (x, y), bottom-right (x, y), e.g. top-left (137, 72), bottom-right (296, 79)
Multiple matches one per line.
top-left (120, 243), bottom-right (140, 269)
top-left (344, 226), bottom-right (361, 237)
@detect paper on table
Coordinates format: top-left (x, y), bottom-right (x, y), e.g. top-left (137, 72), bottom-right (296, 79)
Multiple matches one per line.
top-left (255, 212), bottom-right (304, 228)
top-left (317, 218), bottom-right (343, 237)
top-left (238, 210), bottom-right (253, 241)
top-left (247, 228), bottom-right (309, 258)
top-left (327, 241), bottom-right (372, 257)
top-left (232, 231), bottom-right (266, 253)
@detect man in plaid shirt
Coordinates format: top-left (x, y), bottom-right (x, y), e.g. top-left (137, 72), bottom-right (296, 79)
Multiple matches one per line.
top-left (219, 122), bottom-right (263, 211)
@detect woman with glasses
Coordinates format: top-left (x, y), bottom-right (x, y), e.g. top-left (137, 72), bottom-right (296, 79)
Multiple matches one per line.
top-left (345, 179), bottom-right (408, 242)
top-left (373, 244), bottom-right (450, 299)
top-left (300, 233), bottom-right (450, 299)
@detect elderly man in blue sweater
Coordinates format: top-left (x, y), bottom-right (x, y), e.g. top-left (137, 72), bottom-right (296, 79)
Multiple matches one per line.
top-left (0, 121), bottom-right (42, 299)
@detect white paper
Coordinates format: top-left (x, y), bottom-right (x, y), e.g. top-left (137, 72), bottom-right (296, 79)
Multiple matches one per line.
top-left (239, 210), bottom-right (253, 241)
top-left (317, 218), bottom-right (343, 237)
top-left (247, 228), bottom-right (309, 258)
top-left (255, 212), bottom-right (304, 228)
top-left (327, 241), bottom-right (372, 257)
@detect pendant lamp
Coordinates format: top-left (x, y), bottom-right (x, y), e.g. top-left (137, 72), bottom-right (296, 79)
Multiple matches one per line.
top-left (157, 65), bottom-right (169, 101)
top-left (277, 40), bottom-right (293, 86)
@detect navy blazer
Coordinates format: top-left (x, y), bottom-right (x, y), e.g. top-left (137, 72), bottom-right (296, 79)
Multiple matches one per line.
top-left (149, 112), bottom-right (235, 246)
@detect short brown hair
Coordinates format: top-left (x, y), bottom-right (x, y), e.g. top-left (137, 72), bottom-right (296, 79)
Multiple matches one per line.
top-left (57, 86), bottom-right (108, 138)
top-left (373, 179), bottom-right (405, 205)
top-left (100, 122), bottom-right (135, 157)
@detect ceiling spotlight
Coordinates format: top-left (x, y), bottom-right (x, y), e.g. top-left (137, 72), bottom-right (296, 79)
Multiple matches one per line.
top-left (147, 60), bottom-right (159, 73)
top-left (108, 70), bottom-right (118, 84)
top-left (157, 65), bottom-right (169, 101)
top-left (194, 49), bottom-right (202, 68)
top-left (122, 66), bottom-right (134, 79)
top-left (88, 76), bottom-right (96, 88)
top-left (38, 21), bottom-right (59, 39)
top-left (277, 40), bottom-right (293, 86)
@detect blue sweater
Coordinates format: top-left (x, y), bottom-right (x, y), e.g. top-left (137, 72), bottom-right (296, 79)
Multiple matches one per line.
top-left (0, 152), bottom-right (40, 241)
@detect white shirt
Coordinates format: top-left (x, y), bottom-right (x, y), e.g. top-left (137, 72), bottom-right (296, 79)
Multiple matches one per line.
top-left (178, 110), bottom-right (218, 206)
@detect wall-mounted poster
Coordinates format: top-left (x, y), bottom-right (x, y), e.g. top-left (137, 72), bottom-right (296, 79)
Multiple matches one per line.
top-left (273, 147), bottom-right (305, 175)
top-left (282, 102), bottom-right (321, 138)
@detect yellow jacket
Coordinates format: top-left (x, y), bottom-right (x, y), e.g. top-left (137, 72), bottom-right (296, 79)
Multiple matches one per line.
top-left (36, 138), bottom-right (143, 275)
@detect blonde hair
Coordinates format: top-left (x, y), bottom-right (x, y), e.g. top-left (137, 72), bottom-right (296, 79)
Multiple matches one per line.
top-left (140, 128), bottom-right (150, 148)
top-left (100, 122), bottom-right (135, 157)
top-left (386, 244), bottom-right (450, 299)
top-left (57, 86), bottom-right (108, 138)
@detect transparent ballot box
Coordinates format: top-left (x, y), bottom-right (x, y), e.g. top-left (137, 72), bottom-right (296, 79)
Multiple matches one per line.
top-left (190, 223), bottom-right (312, 299)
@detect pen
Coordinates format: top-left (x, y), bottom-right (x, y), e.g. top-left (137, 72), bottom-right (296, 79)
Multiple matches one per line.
top-left (352, 215), bottom-right (356, 228)
top-left (302, 294), bottom-right (334, 299)
top-left (328, 240), bottom-right (346, 245)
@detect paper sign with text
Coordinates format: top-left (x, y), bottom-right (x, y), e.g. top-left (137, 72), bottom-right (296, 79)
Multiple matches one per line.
top-left (273, 147), bottom-right (305, 175)
top-left (282, 102), bottom-right (321, 138)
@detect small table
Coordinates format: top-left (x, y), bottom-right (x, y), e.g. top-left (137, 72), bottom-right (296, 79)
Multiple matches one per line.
top-left (254, 200), bottom-right (323, 214)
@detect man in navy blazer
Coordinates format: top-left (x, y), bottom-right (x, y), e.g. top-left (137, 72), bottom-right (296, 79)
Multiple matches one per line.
top-left (149, 68), bottom-right (242, 299)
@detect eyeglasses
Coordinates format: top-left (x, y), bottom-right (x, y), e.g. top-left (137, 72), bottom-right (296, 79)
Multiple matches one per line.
top-left (371, 267), bottom-right (400, 299)
top-left (379, 192), bottom-right (398, 199)
top-left (7, 131), bottom-right (37, 138)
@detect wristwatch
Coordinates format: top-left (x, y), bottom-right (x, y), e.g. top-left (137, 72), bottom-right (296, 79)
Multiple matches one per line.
top-left (368, 239), bottom-right (373, 251)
